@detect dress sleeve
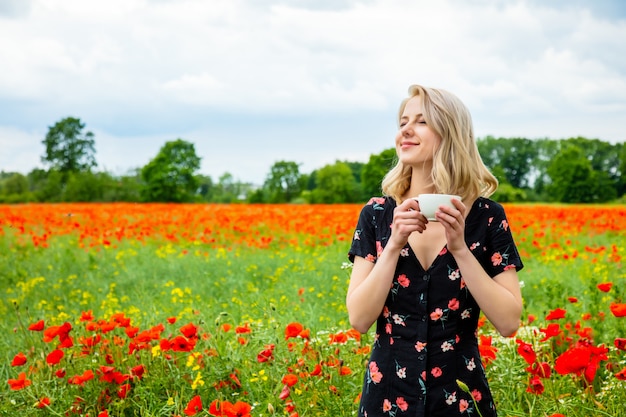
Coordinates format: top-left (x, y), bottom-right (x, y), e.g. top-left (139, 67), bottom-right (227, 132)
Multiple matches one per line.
top-left (348, 199), bottom-right (382, 263)
top-left (484, 202), bottom-right (524, 277)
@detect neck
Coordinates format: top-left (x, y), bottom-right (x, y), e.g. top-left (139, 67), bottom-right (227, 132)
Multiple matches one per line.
top-left (402, 164), bottom-right (436, 201)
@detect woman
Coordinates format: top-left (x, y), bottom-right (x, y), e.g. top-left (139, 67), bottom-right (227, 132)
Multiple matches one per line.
top-left (347, 84), bottom-right (523, 416)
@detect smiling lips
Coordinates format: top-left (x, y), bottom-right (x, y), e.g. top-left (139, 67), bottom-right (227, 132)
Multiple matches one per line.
top-left (400, 141), bottom-right (419, 150)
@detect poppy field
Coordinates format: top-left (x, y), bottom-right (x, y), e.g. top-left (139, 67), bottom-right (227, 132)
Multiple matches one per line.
top-left (1, 202), bottom-right (625, 417)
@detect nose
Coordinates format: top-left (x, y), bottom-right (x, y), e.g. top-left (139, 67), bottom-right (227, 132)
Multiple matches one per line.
top-left (401, 124), bottom-right (413, 137)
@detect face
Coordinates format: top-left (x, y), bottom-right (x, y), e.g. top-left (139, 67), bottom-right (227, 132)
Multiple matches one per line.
top-left (395, 95), bottom-right (441, 166)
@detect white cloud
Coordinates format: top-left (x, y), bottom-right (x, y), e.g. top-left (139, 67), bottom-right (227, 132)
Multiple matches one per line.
top-left (0, 0), bottom-right (625, 183)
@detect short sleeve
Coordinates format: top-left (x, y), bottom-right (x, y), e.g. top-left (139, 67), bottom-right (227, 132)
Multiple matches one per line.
top-left (484, 202), bottom-right (524, 277)
top-left (348, 197), bottom-right (389, 263)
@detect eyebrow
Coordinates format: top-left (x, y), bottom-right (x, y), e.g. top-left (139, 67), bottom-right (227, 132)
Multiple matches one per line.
top-left (400, 113), bottom-right (423, 120)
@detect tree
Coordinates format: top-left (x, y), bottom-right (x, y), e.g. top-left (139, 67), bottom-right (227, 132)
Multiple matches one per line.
top-left (546, 145), bottom-right (615, 203)
top-left (32, 170), bottom-right (64, 202)
top-left (361, 148), bottom-right (396, 197)
top-left (263, 161), bottom-right (302, 203)
top-left (41, 117), bottom-right (96, 175)
top-left (527, 138), bottom-right (561, 199)
top-left (140, 139), bottom-right (201, 202)
top-left (0, 172), bottom-right (32, 203)
top-left (310, 161), bottom-right (362, 203)
top-left (63, 171), bottom-right (119, 202)
top-left (477, 136), bottom-right (537, 189)
top-left (562, 137), bottom-right (621, 196)
top-left (617, 143), bottom-right (626, 196)
top-left (212, 173), bottom-right (241, 203)
top-left (196, 174), bottom-right (215, 202)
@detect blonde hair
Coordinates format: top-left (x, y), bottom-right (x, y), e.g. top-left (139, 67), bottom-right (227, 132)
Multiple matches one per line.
top-left (381, 84), bottom-right (498, 203)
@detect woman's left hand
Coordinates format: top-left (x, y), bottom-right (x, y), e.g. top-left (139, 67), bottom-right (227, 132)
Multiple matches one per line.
top-left (434, 198), bottom-right (468, 253)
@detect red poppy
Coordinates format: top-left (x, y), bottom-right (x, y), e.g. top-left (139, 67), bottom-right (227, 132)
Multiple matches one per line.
top-left (554, 344), bottom-right (608, 382)
top-left (98, 411), bottom-right (109, 417)
top-left (169, 335), bottom-right (195, 352)
top-left (43, 321), bottom-right (73, 343)
top-left (209, 399), bottom-right (252, 417)
top-left (478, 335), bottom-right (498, 365)
top-left (539, 323), bottom-right (562, 342)
top-left (526, 375), bottom-right (544, 395)
top-left (167, 316), bottom-right (177, 324)
top-left (184, 395), bottom-right (203, 416)
top-left (68, 369), bottom-right (94, 386)
top-left (79, 334), bottom-right (102, 348)
top-left (125, 326), bottom-right (139, 338)
top-left (610, 302), bottom-right (626, 317)
top-left (98, 366), bottom-right (117, 382)
top-left (100, 322), bottom-right (116, 333)
top-left (597, 282), bottom-right (613, 292)
top-left (615, 338), bottom-right (626, 351)
top-left (282, 373), bottom-right (298, 387)
top-left (28, 320), bottom-right (45, 331)
top-left (527, 361), bottom-right (551, 378)
top-left (7, 372), bottom-right (31, 390)
top-left (208, 399), bottom-right (222, 416)
top-left (46, 349), bottom-right (64, 365)
top-left (285, 322), bottom-right (304, 339)
top-left (235, 323), bottom-right (252, 334)
top-left (131, 364), bottom-right (146, 379)
top-left (11, 352), bottom-right (27, 367)
top-left (554, 346), bottom-right (590, 376)
top-left (616, 367), bottom-right (626, 381)
top-left (180, 323), bottom-right (198, 339)
top-left (545, 308), bottom-right (566, 320)
top-left (279, 384), bottom-right (291, 400)
top-left (345, 328), bottom-right (361, 341)
top-left (309, 363), bottom-right (323, 376)
top-left (58, 335), bottom-right (74, 349)
top-left (36, 397), bottom-right (51, 408)
top-left (229, 371), bottom-right (242, 388)
top-left (515, 339), bottom-right (536, 365)
top-left (80, 310), bottom-right (94, 321)
top-left (329, 332), bottom-right (348, 344)
top-left (118, 383), bottom-right (131, 399)
top-left (567, 297), bottom-right (578, 303)
top-left (257, 344), bottom-right (275, 363)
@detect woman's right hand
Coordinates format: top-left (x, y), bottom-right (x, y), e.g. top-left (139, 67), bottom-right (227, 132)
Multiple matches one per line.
top-left (389, 198), bottom-right (429, 248)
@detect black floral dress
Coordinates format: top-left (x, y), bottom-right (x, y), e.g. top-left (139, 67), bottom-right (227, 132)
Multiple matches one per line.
top-left (348, 196), bottom-right (523, 417)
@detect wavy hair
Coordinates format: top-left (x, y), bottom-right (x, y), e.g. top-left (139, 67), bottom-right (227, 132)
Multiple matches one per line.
top-left (381, 84), bottom-right (498, 203)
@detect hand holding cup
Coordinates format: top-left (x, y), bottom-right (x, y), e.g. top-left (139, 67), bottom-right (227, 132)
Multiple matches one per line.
top-left (414, 194), bottom-right (462, 221)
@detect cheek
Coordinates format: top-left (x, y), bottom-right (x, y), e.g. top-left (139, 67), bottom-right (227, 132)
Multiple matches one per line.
top-left (429, 133), bottom-right (442, 149)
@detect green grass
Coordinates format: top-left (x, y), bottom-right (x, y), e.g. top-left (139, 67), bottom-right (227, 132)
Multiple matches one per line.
top-left (1, 227), bottom-right (625, 416)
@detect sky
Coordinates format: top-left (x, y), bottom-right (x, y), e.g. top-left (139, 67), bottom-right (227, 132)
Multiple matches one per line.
top-left (1, 0), bottom-right (625, 184)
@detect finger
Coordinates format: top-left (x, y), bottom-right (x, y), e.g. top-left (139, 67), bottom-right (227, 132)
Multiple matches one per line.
top-left (450, 198), bottom-right (466, 215)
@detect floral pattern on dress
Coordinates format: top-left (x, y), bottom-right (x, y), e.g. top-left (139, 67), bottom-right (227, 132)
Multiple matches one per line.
top-left (349, 196), bottom-right (524, 417)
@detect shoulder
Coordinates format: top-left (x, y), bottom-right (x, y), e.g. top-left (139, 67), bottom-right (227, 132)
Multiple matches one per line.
top-left (356, 196), bottom-right (396, 225)
top-left (466, 197), bottom-right (510, 230)
top-left (470, 197), bottom-right (507, 217)
top-left (360, 196), bottom-right (396, 213)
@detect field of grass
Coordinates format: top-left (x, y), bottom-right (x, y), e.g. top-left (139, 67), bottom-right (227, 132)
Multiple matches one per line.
top-left (1, 202), bottom-right (625, 417)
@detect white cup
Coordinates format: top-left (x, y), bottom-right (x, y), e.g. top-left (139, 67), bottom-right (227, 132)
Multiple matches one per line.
top-left (415, 194), bottom-right (461, 221)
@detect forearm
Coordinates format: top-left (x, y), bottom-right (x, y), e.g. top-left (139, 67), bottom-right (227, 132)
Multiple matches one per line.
top-left (452, 247), bottom-right (522, 337)
top-left (346, 245), bottom-right (403, 333)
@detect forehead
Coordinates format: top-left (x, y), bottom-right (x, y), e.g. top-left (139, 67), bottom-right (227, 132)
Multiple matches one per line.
top-left (401, 95), bottom-right (423, 116)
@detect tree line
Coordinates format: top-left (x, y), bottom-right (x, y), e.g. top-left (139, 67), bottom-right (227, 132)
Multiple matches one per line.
top-left (1, 117), bottom-right (625, 204)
